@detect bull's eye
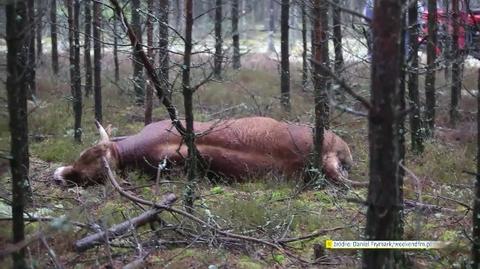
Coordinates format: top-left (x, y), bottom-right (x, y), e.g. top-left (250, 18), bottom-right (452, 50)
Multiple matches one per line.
top-left (341, 162), bottom-right (351, 172)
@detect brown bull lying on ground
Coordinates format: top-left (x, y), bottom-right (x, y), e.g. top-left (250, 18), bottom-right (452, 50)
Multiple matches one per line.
top-left (53, 117), bottom-right (355, 186)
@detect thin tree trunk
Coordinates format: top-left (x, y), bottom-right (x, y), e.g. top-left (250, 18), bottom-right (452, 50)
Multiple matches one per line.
top-left (332, 0), bottom-right (344, 73)
top-left (51, 0), bottom-right (59, 74)
top-left (450, 0), bottom-right (460, 127)
top-left (408, 0), bottom-right (424, 153)
top-left (84, 0), bottom-right (93, 97)
top-left (93, 0), bottom-right (102, 123)
top-left (27, 0), bottom-right (36, 98)
top-left (214, 0), bottom-right (223, 78)
top-left (280, 0), bottom-right (290, 111)
top-left (36, 2), bottom-right (43, 62)
top-left (311, 0), bottom-right (330, 171)
top-left (443, 0), bottom-right (451, 80)
top-left (473, 66), bottom-right (480, 269)
top-left (67, 0), bottom-right (83, 142)
top-left (159, 0), bottom-right (170, 97)
top-left (363, 0), bottom-right (404, 267)
top-left (232, 0), bottom-right (241, 69)
top-left (132, 0), bottom-right (145, 105)
top-left (425, 0), bottom-right (437, 138)
top-left (144, 0), bottom-right (154, 125)
top-left (301, 0), bottom-right (308, 89)
top-left (6, 2), bottom-right (29, 267)
top-left (183, 0), bottom-right (196, 213)
top-left (113, 14), bottom-right (120, 82)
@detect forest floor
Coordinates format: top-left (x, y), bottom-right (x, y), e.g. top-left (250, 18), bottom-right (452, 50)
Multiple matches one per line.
top-left (0, 50), bottom-right (478, 268)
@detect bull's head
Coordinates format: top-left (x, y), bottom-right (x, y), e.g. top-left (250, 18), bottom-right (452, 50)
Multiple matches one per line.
top-left (53, 122), bottom-right (114, 187)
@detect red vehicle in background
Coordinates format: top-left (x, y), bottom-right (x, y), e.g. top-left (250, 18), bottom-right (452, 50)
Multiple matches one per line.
top-left (420, 1), bottom-right (480, 58)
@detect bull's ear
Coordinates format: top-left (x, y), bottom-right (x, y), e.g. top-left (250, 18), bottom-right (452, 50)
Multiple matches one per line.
top-left (95, 120), bottom-right (110, 144)
top-left (105, 124), bottom-right (113, 136)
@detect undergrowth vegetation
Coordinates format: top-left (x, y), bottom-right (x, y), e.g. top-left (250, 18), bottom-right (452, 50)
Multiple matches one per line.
top-left (0, 53), bottom-right (477, 268)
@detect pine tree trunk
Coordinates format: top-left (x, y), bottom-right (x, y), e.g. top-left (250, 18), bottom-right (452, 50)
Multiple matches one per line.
top-left (425, 0), bottom-right (437, 138)
top-left (36, 2), bottom-right (43, 62)
top-left (132, 0), bottom-right (145, 105)
top-left (301, 0), bottom-right (308, 89)
top-left (144, 0), bottom-right (154, 125)
top-left (93, 0), bottom-right (102, 123)
top-left (159, 0), bottom-right (170, 96)
top-left (84, 0), bottom-right (93, 97)
top-left (214, 0), bottom-right (223, 78)
top-left (311, 0), bottom-right (330, 171)
top-left (450, 0), bottom-right (460, 127)
top-left (280, 0), bottom-right (290, 111)
top-left (473, 66), bottom-right (480, 269)
top-left (183, 0), bottom-right (196, 213)
top-left (113, 13), bottom-right (120, 82)
top-left (332, 0), bottom-right (344, 73)
top-left (232, 0), bottom-right (241, 69)
top-left (6, 2), bottom-right (30, 267)
top-left (363, 0), bottom-right (404, 267)
top-left (51, 0), bottom-right (59, 74)
top-left (67, 0), bottom-right (83, 142)
top-left (27, 0), bottom-right (36, 98)
top-left (408, 0), bottom-right (424, 153)
top-left (267, 0), bottom-right (275, 52)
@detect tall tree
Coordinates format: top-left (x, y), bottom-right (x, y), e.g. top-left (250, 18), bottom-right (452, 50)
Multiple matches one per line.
top-left (311, 0), bottom-right (330, 171)
top-left (473, 65), bottom-right (480, 269)
top-left (27, 0), bottom-right (36, 97)
top-left (408, 0), bottom-right (424, 153)
top-left (93, 0), bottom-right (102, 123)
top-left (450, 0), bottom-right (461, 127)
top-left (36, 1), bottom-right (44, 61)
top-left (84, 0), bottom-right (93, 97)
top-left (6, 2), bottom-right (30, 267)
top-left (145, 0), bottom-right (154, 125)
top-left (132, 0), bottom-right (145, 105)
top-left (214, 0), bottom-right (223, 78)
top-left (280, 0), bottom-right (290, 111)
top-left (232, 0), bottom-right (241, 69)
top-left (332, 0), bottom-right (344, 72)
top-left (113, 13), bottom-right (120, 82)
top-left (425, 0), bottom-right (437, 138)
top-left (183, 0), bottom-right (197, 213)
top-left (301, 0), bottom-right (308, 89)
top-left (159, 0), bottom-right (170, 96)
top-left (363, 0), bottom-right (404, 267)
top-left (67, 0), bottom-right (83, 142)
top-left (51, 0), bottom-right (59, 74)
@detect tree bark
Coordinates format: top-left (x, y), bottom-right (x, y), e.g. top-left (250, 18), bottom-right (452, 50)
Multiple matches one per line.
top-left (311, 0), bottom-right (330, 172)
top-left (84, 0), bottom-right (93, 97)
top-left (425, 0), bottom-right (437, 138)
top-left (132, 0), bottom-right (145, 105)
top-left (51, 0), bottom-right (59, 74)
top-left (6, 2), bottom-right (30, 267)
top-left (332, 0), bottom-right (344, 73)
top-left (301, 0), bottom-right (308, 89)
top-left (67, 0), bottom-right (83, 142)
top-left (113, 13), bottom-right (120, 82)
top-left (363, 0), bottom-right (404, 267)
top-left (159, 0), bottom-right (170, 97)
top-left (183, 0), bottom-right (196, 213)
top-left (473, 66), bottom-right (480, 269)
top-left (408, 0), bottom-right (424, 153)
top-left (144, 0), bottom-right (154, 125)
top-left (214, 0), bottom-right (223, 78)
top-left (27, 0), bottom-right (36, 98)
top-left (450, 0), bottom-right (462, 127)
top-left (280, 0), bottom-right (290, 112)
top-left (93, 0), bottom-right (102, 123)
top-left (232, 0), bottom-right (241, 69)
top-left (36, 2), bottom-right (43, 61)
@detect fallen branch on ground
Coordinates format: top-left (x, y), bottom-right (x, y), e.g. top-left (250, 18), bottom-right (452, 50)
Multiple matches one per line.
top-left (74, 193), bottom-right (177, 252)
